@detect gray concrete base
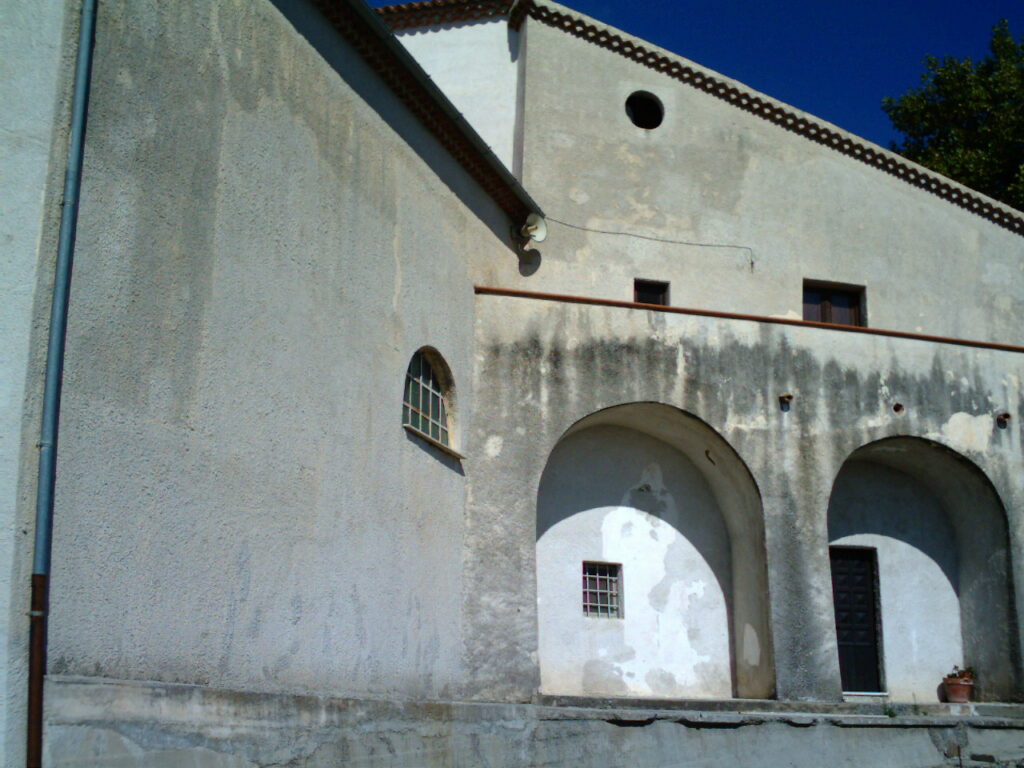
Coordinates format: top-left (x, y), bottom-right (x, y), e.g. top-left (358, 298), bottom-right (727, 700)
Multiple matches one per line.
top-left (45, 676), bottom-right (1024, 767)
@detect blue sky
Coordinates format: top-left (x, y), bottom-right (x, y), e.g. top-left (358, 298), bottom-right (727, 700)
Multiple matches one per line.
top-left (375, 0), bottom-right (1022, 149)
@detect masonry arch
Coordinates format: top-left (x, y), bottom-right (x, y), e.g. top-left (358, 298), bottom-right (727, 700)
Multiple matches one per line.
top-left (535, 402), bottom-right (773, 700)
top-left (827, 436), bottom-right (1017, 701)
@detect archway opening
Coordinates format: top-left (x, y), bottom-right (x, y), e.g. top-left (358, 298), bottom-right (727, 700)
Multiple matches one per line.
top-left (535, 403), bottom-right (773, 699)
top-left (827, 437), bottom-right (1016, 702)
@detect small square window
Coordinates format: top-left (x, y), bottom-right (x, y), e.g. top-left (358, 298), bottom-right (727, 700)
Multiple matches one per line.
top-left (582, 561), bottom-right (622, 618)
top-left (634, 279), bottom-right (669, 306)
top-left (803, 280), bottom-right (865, 327)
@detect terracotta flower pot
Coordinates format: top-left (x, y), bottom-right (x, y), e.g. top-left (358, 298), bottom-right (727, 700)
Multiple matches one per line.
top-left (943, 677), bottom-right (974, 703)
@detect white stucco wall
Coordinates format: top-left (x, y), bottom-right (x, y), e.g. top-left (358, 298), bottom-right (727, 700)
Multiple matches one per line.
top-left (829, 463), bottom-right (963, 702)
top-left (536, 425), bottom-right (732, 698)
top-left (0, 1), bottom-right (72, 764)
top-left (46, 0), bottom-right (515, 702)
top-left (396, 19), bottom-right (519, 171)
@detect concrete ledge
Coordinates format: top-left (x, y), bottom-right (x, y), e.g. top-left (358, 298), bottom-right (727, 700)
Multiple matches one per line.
top-left (44, 676), bottom-right (1024, 767)
top-left (537, 693), bottom-right (1024, 723)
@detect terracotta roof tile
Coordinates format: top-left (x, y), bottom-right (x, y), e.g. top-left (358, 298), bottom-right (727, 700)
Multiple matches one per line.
top-left (377, 0), bottom-right (509, 31)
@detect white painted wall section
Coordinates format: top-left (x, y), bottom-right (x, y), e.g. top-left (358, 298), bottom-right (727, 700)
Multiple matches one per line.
top-left (396, 19), bottom-right (519, 171)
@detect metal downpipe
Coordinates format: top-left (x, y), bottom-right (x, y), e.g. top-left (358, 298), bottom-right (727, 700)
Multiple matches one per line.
top-left (27, 0), bottom-right (98, 764)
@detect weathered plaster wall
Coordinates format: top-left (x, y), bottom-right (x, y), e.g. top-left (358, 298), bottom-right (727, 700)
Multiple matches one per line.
top-left (396, 18), bottom-right (520, 172)
top-left (451, 6), bottom-right (1024, 703)
top-left (31, 6), bottom-right (1024, 767)
top-left (464, 295), bottom-right (1024, 703)
top-left (500, 5), bottom-right (1024, 345)
top-left (0, 1), bottom-right (75, 764)
top-left (49, 0), bottom-right (513, 702)
top-left (536, 425), bottom-right (733, 699)
top-left (43, 676), bottom-right (1024, 767)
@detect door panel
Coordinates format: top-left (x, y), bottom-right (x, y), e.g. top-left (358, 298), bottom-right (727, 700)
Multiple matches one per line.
top-left (830, 547), bottom-right (882, 692)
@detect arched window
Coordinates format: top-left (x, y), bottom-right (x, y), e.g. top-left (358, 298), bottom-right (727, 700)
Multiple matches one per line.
top-left (402, 349), bottom-right (452, 448)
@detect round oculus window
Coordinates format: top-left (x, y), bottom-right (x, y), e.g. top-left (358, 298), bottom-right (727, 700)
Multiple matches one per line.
top-left (625, 91), bottom-right (663, 129)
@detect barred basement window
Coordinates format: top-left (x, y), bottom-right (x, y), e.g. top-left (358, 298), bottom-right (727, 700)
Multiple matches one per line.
top-left (582, 562), bottom-right (622, 618)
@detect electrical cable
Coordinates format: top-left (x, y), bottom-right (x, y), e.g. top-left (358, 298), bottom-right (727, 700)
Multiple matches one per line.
top-left (544, 215), bottom-right (756, 271)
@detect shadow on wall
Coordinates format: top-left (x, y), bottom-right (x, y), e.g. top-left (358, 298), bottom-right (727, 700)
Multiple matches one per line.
top-left (830, 461), bottom-right (958, 592)
top-left (534, 402), bottom-right (773, 701)
top-left (271, 0), bottom-right (517, 248)
top-left (404, 428), bottom-right (465, 473)
top-left (826, 437), bottom-right (1018, 702)
top-left (537, 425), bottom-right (731, 591)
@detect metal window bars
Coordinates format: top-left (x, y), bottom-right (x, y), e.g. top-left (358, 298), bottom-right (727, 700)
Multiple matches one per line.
top-left (403, 351), bottom-right (450, 447)
top-left (582, 562), bottom-right (622, 618)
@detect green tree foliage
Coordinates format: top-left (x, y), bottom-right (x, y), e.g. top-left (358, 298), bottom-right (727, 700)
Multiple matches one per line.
top-left (883, 20), bottom-right (1024, 211)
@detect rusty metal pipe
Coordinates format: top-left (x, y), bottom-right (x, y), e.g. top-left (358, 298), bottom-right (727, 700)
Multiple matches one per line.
top-left (26, 575), bottom-right (47, 768)
top-left (474, 286), bottom-right (1024, 354)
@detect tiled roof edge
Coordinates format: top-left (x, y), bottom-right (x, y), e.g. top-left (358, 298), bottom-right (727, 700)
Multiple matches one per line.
top-left (377, 0), bottom-right (510, 31)
top-left (519, 0), bottom-right (1023, 236)
top-left (311, 0), bottom-right (540, 223)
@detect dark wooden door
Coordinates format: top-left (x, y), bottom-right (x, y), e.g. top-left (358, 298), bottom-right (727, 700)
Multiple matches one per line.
top-left (830, 547), bottom-right (882, 692)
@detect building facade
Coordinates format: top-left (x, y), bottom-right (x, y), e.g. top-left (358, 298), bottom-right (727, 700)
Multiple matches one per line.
top-left (4, 0), bottom-right (1024, 765)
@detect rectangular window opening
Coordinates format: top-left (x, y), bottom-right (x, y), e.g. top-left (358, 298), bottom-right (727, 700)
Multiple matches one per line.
top-left (803, 280), bottom-right (866, 327)
top-left (634, 279), bottom-right (670, 306)
top-left (582, 561), bottom-right (622, 618)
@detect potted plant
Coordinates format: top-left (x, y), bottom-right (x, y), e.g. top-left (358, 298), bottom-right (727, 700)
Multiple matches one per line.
top-left (943, 665), bottom-right (975, 703)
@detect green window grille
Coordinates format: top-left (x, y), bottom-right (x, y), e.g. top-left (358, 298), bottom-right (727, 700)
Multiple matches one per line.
top-left (403, 351), bottom-right (450, 447)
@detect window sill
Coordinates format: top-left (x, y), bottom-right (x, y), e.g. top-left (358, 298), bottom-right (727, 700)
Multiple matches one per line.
top-left (403, 424), bottom-right (465, 460)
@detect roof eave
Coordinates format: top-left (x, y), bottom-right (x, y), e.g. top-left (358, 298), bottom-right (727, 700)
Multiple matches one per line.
top-left (311, 0), bottom-right (541, 224)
